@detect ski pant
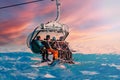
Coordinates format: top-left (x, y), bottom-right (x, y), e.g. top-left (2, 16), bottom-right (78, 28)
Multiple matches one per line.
top-left (47, 48), bottom-right (58, 60)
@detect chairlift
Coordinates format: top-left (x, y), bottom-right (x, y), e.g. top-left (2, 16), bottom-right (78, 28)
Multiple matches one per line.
top-left (27, 0), bottom-right (74, 64)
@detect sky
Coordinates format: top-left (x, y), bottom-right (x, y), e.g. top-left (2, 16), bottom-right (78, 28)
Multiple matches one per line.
top-left (0, 0), bottom-right (120, 53)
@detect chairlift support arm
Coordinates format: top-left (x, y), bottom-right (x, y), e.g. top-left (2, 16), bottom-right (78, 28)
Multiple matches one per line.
top-left (54, 0), bottom-right (61, 21)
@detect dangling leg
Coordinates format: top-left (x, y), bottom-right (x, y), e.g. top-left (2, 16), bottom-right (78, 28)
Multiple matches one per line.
top-left (41, 52), bottom-right (46, 62)
top-left (45, 50), bottom-right (51, 61)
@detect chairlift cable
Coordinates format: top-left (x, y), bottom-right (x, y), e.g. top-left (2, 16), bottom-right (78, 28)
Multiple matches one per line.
top-left (54, 0), bottom-right (60, 22)
top-left (0, 0), bottom-right (61, 22)
top-left (0, 0), bottom-right (44, 9)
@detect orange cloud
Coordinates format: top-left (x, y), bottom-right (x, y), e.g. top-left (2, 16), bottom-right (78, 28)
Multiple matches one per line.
top-left (0, 1), bottom-right (57, 45)
top-left (0, 0), bottom-right (120, 53)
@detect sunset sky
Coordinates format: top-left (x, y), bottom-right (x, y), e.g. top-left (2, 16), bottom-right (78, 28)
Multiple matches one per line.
top-left (0, 0), bottom-right (120, 53)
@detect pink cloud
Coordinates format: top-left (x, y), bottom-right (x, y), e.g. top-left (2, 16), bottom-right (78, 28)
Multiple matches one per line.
top-left (0, 0), bottom-right (120, 53)
top-left (0, 1), bottom-right (56, 45)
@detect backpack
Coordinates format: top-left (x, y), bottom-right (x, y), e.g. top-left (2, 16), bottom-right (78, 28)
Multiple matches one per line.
top-left (30, 40), bottom-right (42, 54)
